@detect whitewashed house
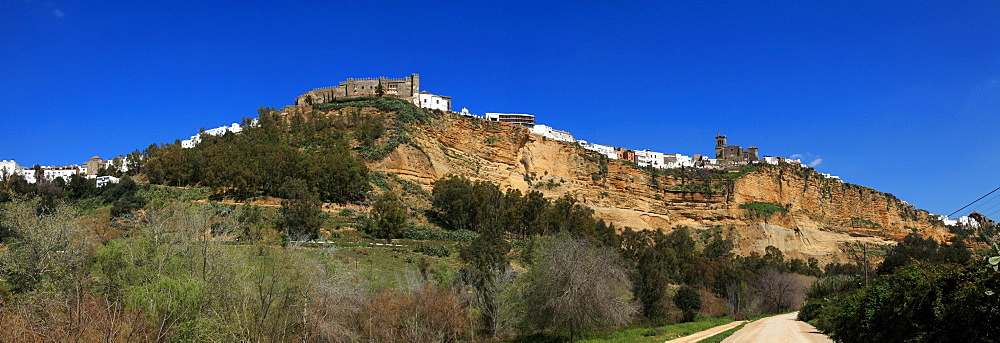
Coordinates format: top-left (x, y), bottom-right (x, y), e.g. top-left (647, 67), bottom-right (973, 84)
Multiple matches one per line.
top-left (578, 141), bottom-right (618, 159)
top-left (20, 166), bottom-right (82, 183)
top-left (663, 154), bottom-right (695, 168)
top-left (0, 160), bottom-right (22, 178)
top-left (634, 149), bottom-right (667, 169)
top-left (182, 123), bottom-right (243, 148)
top-left (531, 124), bottom-right (576, 143)
top-left (418, 91), bottom-right (452, 112)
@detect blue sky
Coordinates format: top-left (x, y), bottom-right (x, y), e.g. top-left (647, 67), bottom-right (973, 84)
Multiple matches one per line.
top-left (2, 1), bottom-right (998, 217)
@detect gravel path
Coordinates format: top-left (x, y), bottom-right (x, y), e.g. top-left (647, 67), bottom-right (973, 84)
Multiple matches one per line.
top-left (664, 320), bottom-right (747, 343)
top-left (721, 312), bottom-right (832, 343)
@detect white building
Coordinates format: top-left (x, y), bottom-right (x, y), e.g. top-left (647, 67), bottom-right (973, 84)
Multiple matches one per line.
top-left (530, 124), bottom-right (576, 143)
top-left (578, 141), bottom-right (618, 159)
top-left (182, 123), bottom-right (243, 148)
top-left (484, 113), bottom-right (535, 126)
top-left (0, 160), bottom-right (22, 178)
top-left (418, 91), bottom-right (452, 112)
top-left (634, 149), bottom-right (667, 169)
top-left (762, 156), bottom-right (805, 166)
top-left (93, 175), bottom-right (121, 187)
top-left (20, 166), bottom-right (82, 183)
top-left (940, 215), bottom-right (979, 228)
top-left (820, 173), bottom-right (842, 181)
top-left (458, 107), bottom-right (480, 118)
top-left (663, 154), bottom-right (695, 168)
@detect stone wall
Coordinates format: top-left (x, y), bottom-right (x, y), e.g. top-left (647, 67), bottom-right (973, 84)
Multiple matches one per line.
top-left (295, 74), bottom-right (420, 106)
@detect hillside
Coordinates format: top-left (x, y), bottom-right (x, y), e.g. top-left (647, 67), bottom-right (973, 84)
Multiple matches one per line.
top-left (340, 105), bottom-right (952, 263)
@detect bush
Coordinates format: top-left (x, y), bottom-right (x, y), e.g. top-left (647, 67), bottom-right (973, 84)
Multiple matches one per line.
top-left (674, 286), bottom-right (702, 322)
top-left (738, 201), bottom-right (788, 218)
top-left (400, 226), bottom-right (479, 242)
top-left (824, 262), bottom-right (1000, 342)
top-left (413, 244), bottom-right (451, 257)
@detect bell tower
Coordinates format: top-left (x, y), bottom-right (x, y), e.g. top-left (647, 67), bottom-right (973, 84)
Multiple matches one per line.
top-left (715, 133), bottom-right (727, 159)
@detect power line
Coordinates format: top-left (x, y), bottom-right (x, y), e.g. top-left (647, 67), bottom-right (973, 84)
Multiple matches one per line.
top-left (975, 198), bottom-right (1000, 216)
top-left (965, 191), bottom-right (1000, 215)
top-left (948, 186), bottom-right (1000, 218)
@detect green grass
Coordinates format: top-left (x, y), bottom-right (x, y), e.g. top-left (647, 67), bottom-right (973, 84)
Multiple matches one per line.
top-left (580, 316), bottom-right (733, 342)
top-left (297, 239), bottom-right (463, 291)
top-left (699, 321), bottom-right (747, 343)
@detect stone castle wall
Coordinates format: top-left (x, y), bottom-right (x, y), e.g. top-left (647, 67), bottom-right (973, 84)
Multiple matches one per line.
top-left (295, 74), bottom-right (420, 106)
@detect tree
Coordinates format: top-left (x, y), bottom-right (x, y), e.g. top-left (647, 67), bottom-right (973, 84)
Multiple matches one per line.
top-left (878, 233), bottom-right (971, 275)
top-left (828, 262), bottom-right (1000, 342)
top-left (674, 286), bottom-right (702, 322)
top-left (634, 245), bottom-right (671, 320)
top-left (0, 200), bottom-right (97, 293)
top-left (369, 192), bottom-right (407, 241)
top-left (374, 80), bottom-right (385, 97)
top-left (429, 175), bottom-right (475, 231)
top-left (459, 223), bottom-right (511, 335)
top-left (277, 178), bottom-right (323, 241)
top-left (523, 234), bottom-right (637, 342)
top-left (755, 268), bottom-right (804, 314)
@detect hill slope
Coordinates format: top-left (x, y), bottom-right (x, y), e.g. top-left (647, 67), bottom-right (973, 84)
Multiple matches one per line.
top-left (351, 109), bottom-right (950, 263)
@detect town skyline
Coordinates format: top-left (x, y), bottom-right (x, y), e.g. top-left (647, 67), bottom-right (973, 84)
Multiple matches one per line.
top-left (2, 1), bottom-right (998, 216)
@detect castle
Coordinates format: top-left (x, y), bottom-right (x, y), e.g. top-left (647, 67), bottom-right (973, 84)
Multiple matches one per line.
top-left (715, 133), bottom-right (759, 164)
top-left (294, 74), bottom-right (452, 112)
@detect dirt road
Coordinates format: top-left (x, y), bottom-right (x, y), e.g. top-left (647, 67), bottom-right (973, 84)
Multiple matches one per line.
top-left (721, 312), bottom-right (832, 343)
top-left (665, 320), bottom-right (747, 343)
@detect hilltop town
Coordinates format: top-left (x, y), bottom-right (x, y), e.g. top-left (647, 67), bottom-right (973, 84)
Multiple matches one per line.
top-left (5, 73), bottom-right (982, 228)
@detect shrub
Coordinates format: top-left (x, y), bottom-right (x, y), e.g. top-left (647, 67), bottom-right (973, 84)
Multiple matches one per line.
top-left (674, 286), bottom-right (702, 322)
top-left (400, 226), bottom-right (479, 242)
top-left (738, 201), bottom-right (788, 218)
top-left (413, 244), bottom-right (451, 257)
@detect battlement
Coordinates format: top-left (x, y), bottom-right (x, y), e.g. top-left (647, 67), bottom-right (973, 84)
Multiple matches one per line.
top-left (296, 73), bottom-right (421, 106)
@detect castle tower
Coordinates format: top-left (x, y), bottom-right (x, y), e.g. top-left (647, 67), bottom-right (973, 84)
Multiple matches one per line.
top-left (748, 146), bottom-right (759, 161)
top-left (715, 133), bottom-right (727, 159)
top-left (410, 73), bottom-right (420, 104)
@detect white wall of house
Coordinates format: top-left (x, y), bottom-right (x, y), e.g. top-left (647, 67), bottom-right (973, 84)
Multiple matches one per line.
top-left (19, 166), bottom-right (81, 183)
top-left (635, 149), bottom-right (666, 169)
top-left (0, 160), bottom-right (22, 178)
top-left (531, 124), bottom-right (576, 143)
top-left (418, 92), bottom-right (451, 112)
top-left (663, 154), bottom-right (695, 168)
top-left (579, 141), bottom-right (618, 159)
top-left (182, 123), bottom-right (243, 148)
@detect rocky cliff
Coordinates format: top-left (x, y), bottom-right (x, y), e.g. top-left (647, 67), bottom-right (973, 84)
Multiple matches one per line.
top-left (358, 110), bottom-right (950, 263)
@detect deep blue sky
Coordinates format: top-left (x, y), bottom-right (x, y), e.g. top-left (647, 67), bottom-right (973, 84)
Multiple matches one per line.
top-left (2, 1), bottom-right (998, 217)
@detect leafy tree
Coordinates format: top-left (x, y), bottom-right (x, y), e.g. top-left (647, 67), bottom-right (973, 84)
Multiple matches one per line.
top-left (277, 179), bottom-right (322, 241)
top-left (878, 233), bottom-right (971, 275)
top-left (674, 286), bottom-right (702, 322)
top-left (64, 173), bottom-right (97, 199)
top-left (458, 222), bottom-right (511, 335)
top-left (429, 175), bottom-right (475, 231)
top-left (827, 262), bottom-right (1000, 342)
top-left (634, 245), bottom-right (671, 320)
top-left (369, 192), bottom-right (407, 241)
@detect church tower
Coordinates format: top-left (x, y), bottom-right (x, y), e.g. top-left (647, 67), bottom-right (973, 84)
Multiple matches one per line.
top-left (715, 133), bottom-right (727, 159)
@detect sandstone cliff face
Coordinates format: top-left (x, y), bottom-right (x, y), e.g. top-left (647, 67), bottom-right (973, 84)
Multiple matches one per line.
top-left (364, 112), bottom-right (950, 263)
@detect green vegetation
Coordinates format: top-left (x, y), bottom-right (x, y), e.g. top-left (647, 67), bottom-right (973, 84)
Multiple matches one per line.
top-left (739, 201), bottom-right (788, 218)
top-left (579, 316), bottom-right (733, 342)
top-left (846, 216), bottom-right (882, 228)
top-left (141, 106), bottom-right (372, 203)
top-left (798, 233), bottom-right (994, 342)
top-left (699, 321), bottom-right (747, 343)
top-left (5, 103), bottom-right (987, 342)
